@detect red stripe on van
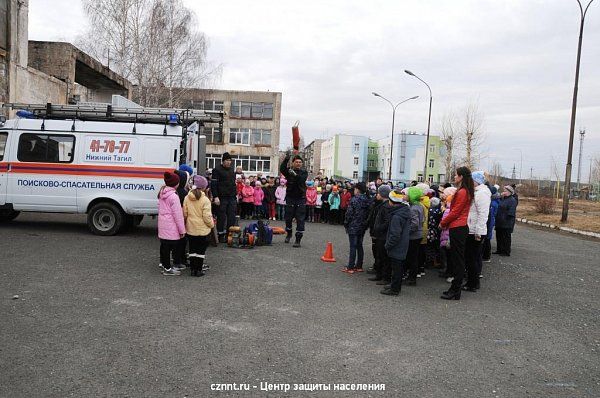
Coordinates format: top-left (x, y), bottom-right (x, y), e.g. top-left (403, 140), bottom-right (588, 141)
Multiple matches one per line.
top-left (7, 162), bottom-right (172, 179)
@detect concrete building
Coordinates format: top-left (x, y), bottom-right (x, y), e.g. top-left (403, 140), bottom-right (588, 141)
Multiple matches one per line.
top-left (172, 88), bottom-right (282, 175)
top-left (320, 134), bottom-right (369, 181)
top-left (303, 138), bottom-right (325, 177)
top-left (1, 0), bottom-right (132, 114)
top-left (377, 131), bottom-right (446, 184)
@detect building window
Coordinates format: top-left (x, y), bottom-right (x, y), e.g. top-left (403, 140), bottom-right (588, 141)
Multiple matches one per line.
top-left (184, 100), bottom-right (224, 111)
top-left (234, 155), bottom-right (271, 173)
top-left (251, 129), bottom-right (271, 146)
top-left (368, 160), bottom-right (375, 168)
top-left (206, 153), bottom-right (222, 170)
top-left (18, 133), bottom-right (75, 163)
top-left (230, 101), bottom-right (274, 119)
top-left (428, 175), bottom-right (434, 183)
top-left (417, 174), bottom-right (424, 182)
top-left (0, 132), bottom-right (7, 160)
top-left (429, 159), bottom-right (435, 168)
top-left (353, 171), bottom-right (359, 179)
top-left (354, 143), bottom-right (360, 152)
top-left (353, 157), bottom-right (359, 166)
top-left (429, 144), bottom-right (435, 153)
top-left (229, 128), bottom-right (250, 145)
top-left (205, 127), bottom-right (223, 144)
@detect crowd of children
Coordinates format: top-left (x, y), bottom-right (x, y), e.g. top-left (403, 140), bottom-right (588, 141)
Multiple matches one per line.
top-left (157, 163), bottom-right (518, 292)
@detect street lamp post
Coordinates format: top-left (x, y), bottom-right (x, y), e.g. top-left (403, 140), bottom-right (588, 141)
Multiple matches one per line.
top-left (372, 93), bottom-right (418, 180)
top-left (562, 0), bottom-right (595, 222)
top-left (405, 70), bottom-right (432, 183)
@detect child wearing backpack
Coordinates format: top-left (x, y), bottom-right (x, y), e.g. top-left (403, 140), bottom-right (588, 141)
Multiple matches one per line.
top-left (183, 176), bottom-right (214, 277)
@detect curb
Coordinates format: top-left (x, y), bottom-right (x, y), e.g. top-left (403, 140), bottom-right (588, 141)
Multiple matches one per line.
top-left (516, 218), bottom-right (600, 239)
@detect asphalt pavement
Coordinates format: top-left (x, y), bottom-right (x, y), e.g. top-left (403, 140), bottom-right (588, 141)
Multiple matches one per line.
top-left (1, 213), bottom-right (599, 398)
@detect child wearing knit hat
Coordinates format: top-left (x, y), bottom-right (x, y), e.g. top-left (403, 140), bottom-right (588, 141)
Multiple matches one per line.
top-left (183, 175), bottom-right (214, 276)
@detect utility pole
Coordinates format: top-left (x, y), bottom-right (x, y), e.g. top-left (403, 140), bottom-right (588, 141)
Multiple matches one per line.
top-left (589, 157), bottom-right (593, 185)
top-left (577, 129), bottom-right (585, 190)
top-left (530, 167), bottom-right (534, 181)
top-left (562, 0), bottom-right (595, 222)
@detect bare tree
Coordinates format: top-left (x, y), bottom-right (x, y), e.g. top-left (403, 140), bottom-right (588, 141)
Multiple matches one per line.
top-left (457, 102), bottom-right (485, 169)
top-left (591, 156), bottom-right (600, 185)
top-left (439, 111), bottom-right (457, 182)
top-left (550, 156), bottom-right (562, 199)
top-left (78, 0), bottom-right (221, 107)
top-left (489, 162), bottom-right (503, 186)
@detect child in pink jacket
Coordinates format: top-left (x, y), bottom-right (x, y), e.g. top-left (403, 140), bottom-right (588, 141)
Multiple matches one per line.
top-left (158, 171), bottom-right (186, 275)
top-left (275, 177), bottom-right (287, 220)
top-left (305, 181), bottom-right (317, 222)
top-left (254, 181), bottom-right (265, 219)
top-left (241, 179), bottom-right (254, 219)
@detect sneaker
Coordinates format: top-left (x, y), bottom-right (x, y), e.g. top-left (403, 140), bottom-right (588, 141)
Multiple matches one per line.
top-left (354, 268), bottom-right (364, 273)
top-left (158, 263), bottom-right (165, 271)
top-left (416, 273), bottom-right (422, 278)
top-left (380, 288), bottom-right (400, 296)
top-left (366, 268), bottom-right (376, 275)
top-left (479, 274), bottom-right (483, 278)
top-left (446, 277), bottom-right (454, 283)
top-left (162, 268), bottom-right (181, 276)
top-left (172, 264), bottom-right (186, 271)
top-left (482, 259), bottom-right (491, 263)
top-left (202, 264), bottom-right (210, 271)
top-left (342, 268), bottom-right (355, 274)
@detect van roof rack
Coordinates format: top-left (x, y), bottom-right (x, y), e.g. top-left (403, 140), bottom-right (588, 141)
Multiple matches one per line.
top-left (2, 102), bottom-right (224, 126)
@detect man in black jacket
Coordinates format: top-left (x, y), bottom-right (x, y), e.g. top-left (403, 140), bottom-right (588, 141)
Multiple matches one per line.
top-left (211, 152), bottom-right (237, 243)
top-left (381, 189), bottom-right (411, 296)
top-left (280, 152), bottom-right (308, 247)
top-left (366, 185), bottom-right (392, 283)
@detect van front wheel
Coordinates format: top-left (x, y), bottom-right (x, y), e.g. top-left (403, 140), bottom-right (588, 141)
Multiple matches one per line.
top-left (88, 203), bottom-right (124, 236)
top-left (0, 210), bottom-right (20, 222)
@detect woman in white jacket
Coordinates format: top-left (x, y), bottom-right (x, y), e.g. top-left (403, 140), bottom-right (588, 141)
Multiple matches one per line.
top-left (463, 171), bottom-right (491, 291)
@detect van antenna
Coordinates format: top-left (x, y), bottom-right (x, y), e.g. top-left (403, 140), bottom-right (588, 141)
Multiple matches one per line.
top-left (132, 114), bottom-right (137, 134)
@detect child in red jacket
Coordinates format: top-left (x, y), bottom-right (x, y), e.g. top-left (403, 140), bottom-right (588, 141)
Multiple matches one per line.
top-left (305, 181), bottom-right (317, 222)
top-left (340, 187), bottom-right (352, 225)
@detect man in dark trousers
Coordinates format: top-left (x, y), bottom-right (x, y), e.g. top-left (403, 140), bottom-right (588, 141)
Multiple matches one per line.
top-left (280, 152), bottom-right (308, 247)
top-left (211, 152), bottom-right (237, 243)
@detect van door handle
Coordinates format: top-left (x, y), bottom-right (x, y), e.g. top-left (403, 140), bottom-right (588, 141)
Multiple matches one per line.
top-left (173, 149), bottom-right (178, 162)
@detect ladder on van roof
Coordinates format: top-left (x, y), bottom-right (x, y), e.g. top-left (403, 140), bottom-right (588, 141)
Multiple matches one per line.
top-left (2, 102), bottom-right (224, 127)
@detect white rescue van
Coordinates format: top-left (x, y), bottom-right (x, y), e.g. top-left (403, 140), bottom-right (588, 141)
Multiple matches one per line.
top-left (0, 103), bottom-right (222, 235)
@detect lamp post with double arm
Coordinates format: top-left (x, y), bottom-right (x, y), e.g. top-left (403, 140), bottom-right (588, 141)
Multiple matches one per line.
top-left (372, 93), bottom-right (419, 180)
top-left (405, 70), bottom-right (433, 183)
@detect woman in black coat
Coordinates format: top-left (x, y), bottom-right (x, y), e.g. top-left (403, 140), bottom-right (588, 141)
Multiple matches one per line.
top-left (495, 185), bottom-right (518, 256)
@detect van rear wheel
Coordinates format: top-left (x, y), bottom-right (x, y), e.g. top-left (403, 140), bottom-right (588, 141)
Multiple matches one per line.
top-left (0, 210), bottom-right (20, 222)
top-left (87, 202), bottom-right (124, 236)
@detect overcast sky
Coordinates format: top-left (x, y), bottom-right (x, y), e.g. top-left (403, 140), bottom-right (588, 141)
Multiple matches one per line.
top-left (29, 0), bottom-right (600, 180)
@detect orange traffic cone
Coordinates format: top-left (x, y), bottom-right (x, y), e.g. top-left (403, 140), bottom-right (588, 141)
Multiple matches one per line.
top-left (321, 241), bottom-right (336, 263)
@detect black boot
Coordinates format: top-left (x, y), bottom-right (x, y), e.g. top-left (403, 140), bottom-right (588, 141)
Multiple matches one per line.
top-left (293, 233), bottom-right (302, 248)
top-left (441, 289), bottom-right (461, 300)
top-left (285, 231), bottom-right (292, 244)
